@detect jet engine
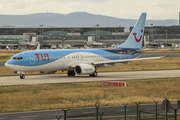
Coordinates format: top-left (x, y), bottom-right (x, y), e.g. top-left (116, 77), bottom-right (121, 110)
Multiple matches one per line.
top-left (39, 71), bottom-right (57, 74)
top-left (74, 64), bottom-right (95, 75)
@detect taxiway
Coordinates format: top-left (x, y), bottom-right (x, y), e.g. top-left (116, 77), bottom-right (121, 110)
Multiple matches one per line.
top-left (0, 69), bottom-right (179, 86)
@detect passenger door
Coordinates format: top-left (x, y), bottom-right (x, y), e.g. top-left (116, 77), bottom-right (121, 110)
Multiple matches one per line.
top-left (28, 53), bottom-right (35, 64)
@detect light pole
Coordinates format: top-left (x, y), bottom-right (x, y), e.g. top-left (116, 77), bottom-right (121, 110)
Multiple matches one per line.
top-left (150, 24), bottom-right (153, 42)
top-left (116, 29), bottom-right (117, 44)
top-left (96, 24), bottom-right (99, 42)
top-left (72, 29), bottom-right (74, 46)
top-left (96, 25), bottom-right (97, 42)
top-left (165, 30), bottom-right (169, 47)
top-left (40, 25), bottom-right (43, 44)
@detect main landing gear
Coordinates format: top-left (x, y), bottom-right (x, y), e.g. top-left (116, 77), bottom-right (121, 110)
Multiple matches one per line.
top-left (89, 71), bottom-right (98, 77)
top-left (67, 71), bottom-right (76, 77)
top-left (20, 74), bottom-right (25, 79)
top-left (67, 70), bottom-right (98, 77)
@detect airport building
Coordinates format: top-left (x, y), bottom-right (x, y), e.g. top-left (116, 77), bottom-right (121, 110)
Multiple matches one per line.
top-left (0, 26), bottom-right (126, 48)
top-left (0, 25), bottom-right (180, 48)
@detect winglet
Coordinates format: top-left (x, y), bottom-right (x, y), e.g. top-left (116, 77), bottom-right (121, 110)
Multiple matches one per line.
top-left (163, 45), bottom-right (175, 58)
top-left (36, 44), bottom-right (41, 50)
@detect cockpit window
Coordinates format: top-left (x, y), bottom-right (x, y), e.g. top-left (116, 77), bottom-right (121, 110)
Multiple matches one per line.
top-left (12, 57), bottom-right (23, 60)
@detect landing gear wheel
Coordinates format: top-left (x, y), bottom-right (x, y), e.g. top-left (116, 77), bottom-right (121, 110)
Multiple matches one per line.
top-left (67, 71), bottom-right (71, 76)
top-left (93, 71), bottom-right (97, 77)
top-left (20, 74), bottom-right (25, 79)
top-left (89, 71), bottom-right (98, 77)
top-left (89, 74), bottom-right (93, 77)
top-left (71, 71), bottom-right (75, 76)
top-left (67, 71), bottom-right (76, 77)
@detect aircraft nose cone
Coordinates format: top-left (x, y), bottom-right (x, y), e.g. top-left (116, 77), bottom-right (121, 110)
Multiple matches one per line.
top-left (5, 62), bottom-right (10, 68)
top-left (5, 61), bottom-right (13, 70)
top-left (5, 62), bottom-right (7, 67)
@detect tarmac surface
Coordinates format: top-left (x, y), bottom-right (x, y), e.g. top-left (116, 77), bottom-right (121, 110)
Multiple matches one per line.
top-left (0, 69), bottom-right (180, 86)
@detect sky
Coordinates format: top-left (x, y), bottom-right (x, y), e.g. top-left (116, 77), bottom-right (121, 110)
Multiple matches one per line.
top-left (0, 0), bottom-right (179, 20)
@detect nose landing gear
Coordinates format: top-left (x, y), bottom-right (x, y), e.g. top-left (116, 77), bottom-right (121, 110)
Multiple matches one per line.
top-left (20, 74), bottom-right (25, 79)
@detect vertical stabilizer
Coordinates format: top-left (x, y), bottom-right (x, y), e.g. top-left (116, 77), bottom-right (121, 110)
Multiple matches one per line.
top-left (115, 13), bottom-right (147, 49)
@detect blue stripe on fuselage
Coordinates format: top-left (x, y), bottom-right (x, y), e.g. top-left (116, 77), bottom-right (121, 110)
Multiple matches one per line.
top-left (6, 48), bottom-right (142, 66)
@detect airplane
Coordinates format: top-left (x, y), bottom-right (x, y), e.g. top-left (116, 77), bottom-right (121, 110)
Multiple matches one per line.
top-left (4, 13), bottom-right (169, 79)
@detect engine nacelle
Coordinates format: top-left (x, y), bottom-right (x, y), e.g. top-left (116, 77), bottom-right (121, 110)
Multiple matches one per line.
top-left (74, 64), bottom-right (95, 75)
top-left (39, 71), bottom-right (57, 74)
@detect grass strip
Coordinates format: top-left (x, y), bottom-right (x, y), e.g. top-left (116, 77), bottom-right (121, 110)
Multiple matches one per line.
top-left (0, 77), bottom-right (180, 113)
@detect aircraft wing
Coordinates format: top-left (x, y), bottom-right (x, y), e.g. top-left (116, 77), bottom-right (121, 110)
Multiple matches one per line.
top-left (93, 56), bottom-right (162, 65)
top-left (163, 45), bottom-right (175, 57)
top-left (94, 45), bottom-right (174, 66)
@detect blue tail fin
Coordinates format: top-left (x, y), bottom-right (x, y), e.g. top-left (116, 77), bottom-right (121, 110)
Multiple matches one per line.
top-left (115, 13), bottom-right (147, 49)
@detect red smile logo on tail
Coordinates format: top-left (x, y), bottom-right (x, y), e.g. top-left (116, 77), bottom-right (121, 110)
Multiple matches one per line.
top-left (133, 29), bottom-right (143, 42)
